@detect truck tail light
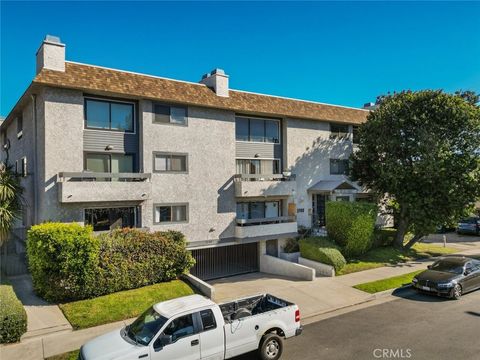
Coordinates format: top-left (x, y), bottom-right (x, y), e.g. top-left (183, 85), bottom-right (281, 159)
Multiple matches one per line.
top-left (295, 309), bottom-right (300, 322)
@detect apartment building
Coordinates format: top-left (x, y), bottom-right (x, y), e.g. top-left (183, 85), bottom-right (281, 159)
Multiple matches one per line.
top-left (0, 36), bottom-right (370, 279)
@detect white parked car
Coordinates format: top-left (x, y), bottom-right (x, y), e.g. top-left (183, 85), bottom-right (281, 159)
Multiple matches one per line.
top-left (80, 294), bottom-right (302, 360)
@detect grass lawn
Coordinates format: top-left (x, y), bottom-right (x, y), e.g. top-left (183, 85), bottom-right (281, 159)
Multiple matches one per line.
top-left (353, 270), bottom-right (424, 294)
top-left (59, 280), bottom-right (194, 330)
top-left (46, 350), bottom-right (79, 360)
top-left (337, 242), bottom-right (457, 275)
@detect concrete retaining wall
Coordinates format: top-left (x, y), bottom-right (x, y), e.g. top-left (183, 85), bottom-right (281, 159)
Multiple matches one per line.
top-left (298, 256), bottom-right (335, 277)
top-left (182, 273), bottom-right (216, 300)
top-left (279, 252), bottom-right (300, 263)
top-left (260, 254), bottom-right (315, 281)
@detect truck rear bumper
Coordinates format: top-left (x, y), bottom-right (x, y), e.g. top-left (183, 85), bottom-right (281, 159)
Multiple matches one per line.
top-left (295, 327), bottom-right (303, 336)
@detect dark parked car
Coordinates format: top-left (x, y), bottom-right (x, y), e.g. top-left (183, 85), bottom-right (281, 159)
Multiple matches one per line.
top-left (456, 217), bottom-right (480, 235)
top-left (412, 257), bottom-right (480, 300)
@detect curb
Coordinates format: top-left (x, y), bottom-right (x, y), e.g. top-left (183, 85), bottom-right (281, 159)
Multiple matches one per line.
top-left (373, 284), bottom-right (413, 299)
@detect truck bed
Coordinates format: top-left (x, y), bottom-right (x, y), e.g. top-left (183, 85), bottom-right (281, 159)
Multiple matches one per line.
top-left (219, 294), bottom-right (293, 322)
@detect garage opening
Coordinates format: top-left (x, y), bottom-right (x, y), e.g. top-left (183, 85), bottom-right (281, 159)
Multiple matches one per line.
top-left (190, 242), bottom-right (259, 280)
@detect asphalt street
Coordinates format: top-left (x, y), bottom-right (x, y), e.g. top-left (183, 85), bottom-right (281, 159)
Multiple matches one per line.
top-left (234, 288), bottom-right (480, 360)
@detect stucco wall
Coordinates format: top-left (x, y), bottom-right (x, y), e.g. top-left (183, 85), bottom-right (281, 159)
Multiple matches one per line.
top-left (1, 100), bottom-right (36, 231)
top-left (140, 101), bottom-right (237, 243)
top-left (40, 87), bottom-right (85, 223)
top-left (285, 118), bottom-right (353, 227)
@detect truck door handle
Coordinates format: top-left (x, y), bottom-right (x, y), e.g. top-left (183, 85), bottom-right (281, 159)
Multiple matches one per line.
top-left (139, 355), bottom-right (148, 359)
top-left (191, 339), bottom-right (199, 346)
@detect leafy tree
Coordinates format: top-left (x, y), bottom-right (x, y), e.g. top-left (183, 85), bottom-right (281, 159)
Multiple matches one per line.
top-left (0, 163), bottom-right (23, 247)
top-left (351, 90), bottom-right (480, 248)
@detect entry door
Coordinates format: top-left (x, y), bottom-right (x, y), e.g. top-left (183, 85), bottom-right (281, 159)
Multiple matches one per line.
top-left (314, 194), bottom-right (326, 227)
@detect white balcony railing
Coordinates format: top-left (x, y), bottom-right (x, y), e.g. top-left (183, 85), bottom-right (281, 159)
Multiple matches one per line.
top-left (234, 174), bottom-right (296, 197)
top-left (235, 216), bottom-right (298, 239)
top-left (57, 172), bottom-right (152, 203)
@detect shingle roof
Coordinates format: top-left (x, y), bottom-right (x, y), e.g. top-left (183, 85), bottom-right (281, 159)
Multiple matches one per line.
top-left (32, 62), bottom-right (368, 124)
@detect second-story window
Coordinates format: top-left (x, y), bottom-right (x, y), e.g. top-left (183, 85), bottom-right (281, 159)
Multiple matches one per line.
top-left (153, 152), bottom-right (188, 173)
top-left (330, 123), bottom-right (349, 140)
top-left (330, 159), bottom-right (349, 175)
top-left (236, 159), bottom-right (280, 175)
top-left (154, 204), bottom-right (188, 224)
top-left (85, 153), bottom-right (134, 173)
top-left (235, 117), bottom-right (280, 143)
top-left (17, 115), bottom-right (23, 139)
top-left (85, 99), bottom-right (134, 132)
top-left (153, 104), bottom-right (187, 125)
top-left (352, 125), bottom-right (360, 144)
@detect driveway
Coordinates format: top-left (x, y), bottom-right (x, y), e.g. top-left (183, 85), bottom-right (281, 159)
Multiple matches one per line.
top-left (211, 272), bottom-right (374, 318)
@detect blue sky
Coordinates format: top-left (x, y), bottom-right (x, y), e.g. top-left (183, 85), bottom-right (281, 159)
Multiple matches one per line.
top-left (1, 1), bottom-right (479, 117)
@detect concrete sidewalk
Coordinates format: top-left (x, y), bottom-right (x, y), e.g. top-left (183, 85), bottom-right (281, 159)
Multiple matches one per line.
top-left (2, 244), bottom-right (479, 359)
top-left (8, 275), bottom-right (72, 340)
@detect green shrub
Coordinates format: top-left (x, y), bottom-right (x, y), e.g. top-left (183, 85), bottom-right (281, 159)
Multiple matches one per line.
top-left (0, 273), bottom-right (27, 343)
top-left (282, 238), bottom-right (299, 253)
top-left (94, 229), bottom-right (195, 296)
top-left (27, 224), bottom-right (195, 302)
top-left (299, 237), bottom-right (346, 272)
top-left (373, 228), bottom-right (397, 247)
top-left (326, 202), bottom-right (378, 257)
top-left (27, 223), bottom-right (99, 302)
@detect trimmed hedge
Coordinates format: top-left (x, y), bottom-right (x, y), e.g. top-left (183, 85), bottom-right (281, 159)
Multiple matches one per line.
top-left (0, 273), bottom-right (27, 343)
top-left (373, 228), bottom-right (397, 247)
top-left (94, 229), bottom-right (195, 296)
top-left (299, 237), bottom-right (346, 272)
top-left (27, 224), bottom-right (195, 302)
top-left (326, 202), bottom-right (378, 257)
top-left (27, 223), bottom-right (99, 302)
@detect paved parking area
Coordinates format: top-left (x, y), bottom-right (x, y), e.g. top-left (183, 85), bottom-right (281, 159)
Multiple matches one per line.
top-left (211, 272), bottom-right (375, 318)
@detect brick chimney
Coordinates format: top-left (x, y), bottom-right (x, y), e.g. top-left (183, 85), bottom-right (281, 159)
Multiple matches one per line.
top-left (200, 68), bottom-right (229, 97)
top-left (36, 35), bottom-right (65, 74)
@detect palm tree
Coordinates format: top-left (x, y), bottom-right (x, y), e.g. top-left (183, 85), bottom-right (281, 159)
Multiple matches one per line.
top-left (0, 162), bottom-right (24, 248)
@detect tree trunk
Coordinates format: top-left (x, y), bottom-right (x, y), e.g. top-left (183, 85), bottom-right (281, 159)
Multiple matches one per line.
top-left (404, 234), bottom-right (424, 249)
top-left (394, 217), bottom-right (408, 249)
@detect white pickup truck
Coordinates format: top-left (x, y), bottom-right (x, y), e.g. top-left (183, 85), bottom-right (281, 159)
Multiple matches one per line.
top-left (80, 294), bottom-right (302, 360)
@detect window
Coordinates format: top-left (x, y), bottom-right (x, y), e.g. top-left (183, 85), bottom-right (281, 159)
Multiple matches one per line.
top-left (15, 157), bottom-right (27, 177)
top-left (352, 125), bottom-right (359, 144)
top-left (85, 99), bottom-right (134, 132)
top-left (153, 104), bottom-right (187, 125)
top-left (330, 159), bottom-right (349, 175)
top-left (236, 201), bottom-right (281, 220)
top-left (199, 310), bottom-right (216, 331)
top-left (17, 116), bottom-right (23, 139)
top-left (154, 204), bottom-right (188, 224)
top-left (236, 159), bottom-right (280, 175)
top-left (235, 117), bottom-right (280, 143)
top-left (336, 196), bottom-right (350, 202)
top-left (85, 207), bottom-right (138, 231)
top-left (84, 153), bottom-right (134, 173)
top-left (153, 153), bottom-right (188, 173)
top-left (330, 123), bottom-right (349, 139)
top-left (162, 314), bottom-right (195, 342)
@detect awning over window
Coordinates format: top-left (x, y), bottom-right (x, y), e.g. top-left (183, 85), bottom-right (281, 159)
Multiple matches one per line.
top-left (308, 179), bottom-right (362, 193)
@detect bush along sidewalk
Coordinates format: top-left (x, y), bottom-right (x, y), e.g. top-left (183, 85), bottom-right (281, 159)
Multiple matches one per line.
top-left (0, 272), bottom-right (27, 343)
top-left (299, 237), bottom-right (346, 272)
top-left (27, 223), bottom-right (195, 302)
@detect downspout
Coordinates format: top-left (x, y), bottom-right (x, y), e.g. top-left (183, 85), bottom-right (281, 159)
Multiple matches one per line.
top-left (31, 94), bottom-right (39, 225)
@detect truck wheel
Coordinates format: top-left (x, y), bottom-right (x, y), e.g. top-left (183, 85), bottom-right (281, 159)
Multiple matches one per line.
top-left (259, 333), bottom-right (283, 360)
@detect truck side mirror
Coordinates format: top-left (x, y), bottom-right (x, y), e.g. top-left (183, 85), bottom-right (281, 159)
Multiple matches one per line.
top-left (153, 335), bottom-right (172, 351)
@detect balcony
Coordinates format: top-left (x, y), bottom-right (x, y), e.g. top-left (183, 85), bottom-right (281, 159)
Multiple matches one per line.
top-left (234, 174), bottom-right (296, 198)
top-left (235, 216), bottom-right (298, 239)
top-left (58, 172), bottom-right (152, 203)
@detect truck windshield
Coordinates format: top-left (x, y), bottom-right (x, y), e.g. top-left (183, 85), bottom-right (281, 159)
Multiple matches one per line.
top-left (127, 307), bottom-right (168, 346)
